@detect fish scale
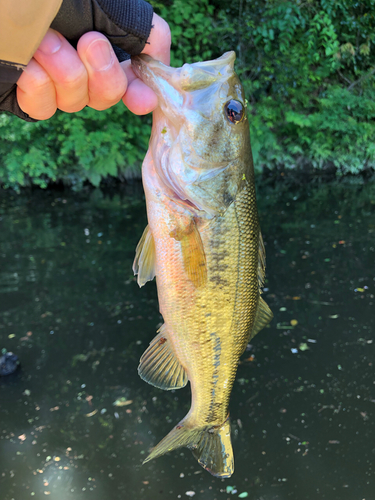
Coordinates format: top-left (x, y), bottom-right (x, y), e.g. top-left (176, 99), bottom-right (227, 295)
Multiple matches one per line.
top-left (131, 51), bottom-right (273, 477)
top-left (183, 183), bottom-right (260, 425)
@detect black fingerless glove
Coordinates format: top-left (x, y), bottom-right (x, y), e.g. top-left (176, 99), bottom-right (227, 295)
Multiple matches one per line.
top-left (0, 0), bottom-right (153, 121)
top-left (51, 0), bottom-right (153, 62)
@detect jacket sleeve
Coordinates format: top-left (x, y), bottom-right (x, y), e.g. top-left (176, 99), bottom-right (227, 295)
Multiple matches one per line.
top-left (0, 0), bottom-right (154, 121)
top-left (0, 0), bottom-right (63, 121)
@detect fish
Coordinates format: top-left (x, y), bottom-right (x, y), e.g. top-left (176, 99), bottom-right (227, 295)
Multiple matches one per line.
top-left (131, 51), bottom-right (273, 478)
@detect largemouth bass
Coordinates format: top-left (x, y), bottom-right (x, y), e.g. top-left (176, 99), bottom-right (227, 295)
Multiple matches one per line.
top-left (131, 51), bottom-right (273, 478)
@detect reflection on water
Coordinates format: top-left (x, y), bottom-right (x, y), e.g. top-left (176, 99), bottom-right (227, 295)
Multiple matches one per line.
top-left (0, 182), bottom-right (374, 500)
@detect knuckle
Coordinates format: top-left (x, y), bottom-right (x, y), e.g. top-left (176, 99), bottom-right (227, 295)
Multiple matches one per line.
top-left (32, 108), bottom-right (57, 120)
top-left (88, 96), bottom-right (120, 111)
top-left (58, 67), bottom-right (87, 89)
top-left (103, 87), bottom-right (125, 104)
top-left (89, 76), bottom-right (126, 107)
top-left (57, 97), bottom-right (89, 113)
top-left (23, 102), bottom-right (57, 120)
top-left (161, 20), bottom-right (172, 43)
top-left (29, 72), bottom-right (52, 94)
top-left (88, 103), bottom-right (108, 111)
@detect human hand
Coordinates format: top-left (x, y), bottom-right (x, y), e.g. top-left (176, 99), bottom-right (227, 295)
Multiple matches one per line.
top-left (16, 13), bottom-right (170, 120)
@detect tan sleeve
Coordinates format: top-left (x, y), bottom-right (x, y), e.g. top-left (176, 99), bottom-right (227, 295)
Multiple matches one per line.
top-left (0, 0), bottom-right (63, 67)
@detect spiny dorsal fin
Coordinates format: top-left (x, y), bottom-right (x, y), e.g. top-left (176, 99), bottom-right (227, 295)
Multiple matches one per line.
top-left (251, 296), bottom-right (273, 338)
top-left (258, 230), bottom-right (266, 291)
top-left (138, 325), bottom-right (188, 390)
top-left (133, 225), bottom-right (156, 288)
top-left (173, 220), bottom-right (207, 288)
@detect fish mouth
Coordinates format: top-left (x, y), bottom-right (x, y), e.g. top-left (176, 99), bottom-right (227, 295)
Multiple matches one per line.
top-left (131, 52), bottom-right (236, 97)
top-left (131, 54), bottom-right (176, 94)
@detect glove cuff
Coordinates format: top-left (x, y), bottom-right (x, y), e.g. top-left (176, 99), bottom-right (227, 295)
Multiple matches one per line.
top-left (0, 62), bottom-right (37, 122)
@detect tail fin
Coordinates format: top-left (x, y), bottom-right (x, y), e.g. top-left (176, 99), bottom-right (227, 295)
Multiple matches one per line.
top-left (143, 417), bottom-right (234, 478)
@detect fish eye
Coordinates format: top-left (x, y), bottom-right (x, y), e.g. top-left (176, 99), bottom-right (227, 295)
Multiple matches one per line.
top-left (224, 100), bottom-right (244, 124)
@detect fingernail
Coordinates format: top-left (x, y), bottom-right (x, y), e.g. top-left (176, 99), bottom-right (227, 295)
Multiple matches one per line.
top-left (37, 31), bottom-right (62, 55)
top-left (86, 39), bottom-right (114, 71)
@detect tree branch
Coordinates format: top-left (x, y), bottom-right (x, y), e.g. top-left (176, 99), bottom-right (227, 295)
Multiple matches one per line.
top-left (348, 67), bottom-right (375, 91)
top-left (337, 70), bottom-right (352, 85)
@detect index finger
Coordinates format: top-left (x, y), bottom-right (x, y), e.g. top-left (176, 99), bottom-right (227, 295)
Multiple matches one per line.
top-left (120, 13), bottom-right (171, 115)
top-left (142, 13), bottom-right (171, 65)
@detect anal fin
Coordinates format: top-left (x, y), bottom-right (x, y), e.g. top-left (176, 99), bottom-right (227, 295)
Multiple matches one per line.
top-left (133, 225), bottom-right (156, 287)
top-left (138, 325), bottom-right (188, 390)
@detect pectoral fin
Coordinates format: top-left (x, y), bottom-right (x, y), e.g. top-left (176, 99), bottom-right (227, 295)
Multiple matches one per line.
top-left (133, 225), bottom-right (156, 287)
top-left (172, 220), bottom-right (207, 288)
top-left (138, 325), bottom-right (188, 390)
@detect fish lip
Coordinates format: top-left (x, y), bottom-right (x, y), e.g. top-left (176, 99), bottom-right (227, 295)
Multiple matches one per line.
top-left (131, 51), bottom-right (237, 91)
top-left (131, 55), bottom-right (175, 88)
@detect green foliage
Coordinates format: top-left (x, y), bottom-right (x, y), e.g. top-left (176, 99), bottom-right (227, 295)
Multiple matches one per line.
top-left (0, 104), bottom-right (150, 190)
top-left (155, 0), bottom-right (215, 65)
top-left (1, 0), bottom-right (374, 189)
top-left (212, 0), bottom-right (375, 175)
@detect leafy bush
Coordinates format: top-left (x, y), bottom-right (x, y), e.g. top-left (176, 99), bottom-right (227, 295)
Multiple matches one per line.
top-left (0, 105), bottom-right (150, 190)
top-left (1, 0), bottom-right (374, 189)
top-left (211, 0), bottom-right (375, 175)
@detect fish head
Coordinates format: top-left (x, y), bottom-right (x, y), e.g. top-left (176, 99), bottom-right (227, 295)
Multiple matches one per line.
top-left (132, 52), bottom-right (253, 215)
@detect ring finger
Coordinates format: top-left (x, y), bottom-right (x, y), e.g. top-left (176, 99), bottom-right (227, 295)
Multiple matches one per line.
top-left (33, 29), bottom-right (89, 113)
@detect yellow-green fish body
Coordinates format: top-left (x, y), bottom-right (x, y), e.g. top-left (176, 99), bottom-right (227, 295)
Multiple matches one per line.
top-left (132, 52), bottom-right (272, 477)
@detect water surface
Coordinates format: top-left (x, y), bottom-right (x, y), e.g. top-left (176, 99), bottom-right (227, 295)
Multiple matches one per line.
top-left (0, 181), bottom-right (374, 500)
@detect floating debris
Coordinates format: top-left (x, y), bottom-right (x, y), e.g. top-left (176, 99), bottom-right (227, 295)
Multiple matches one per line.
top-left (85, 409), bottom-right (98, 418)
top-left (226, 486), bottom-right (237, 494)
top-left (113, 398), bottom-right (133, 407)
top-left (299, 343), bottom-right (309, 352)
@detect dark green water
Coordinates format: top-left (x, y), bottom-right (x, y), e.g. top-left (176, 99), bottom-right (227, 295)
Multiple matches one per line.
top-left (0, 181), bottom-right (374, 500)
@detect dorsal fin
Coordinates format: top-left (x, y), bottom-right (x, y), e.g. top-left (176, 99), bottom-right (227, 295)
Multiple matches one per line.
top-left (251, 296), bottom-right (273, 338)
top-left (138, 325), bottom-right (188, 390)
top-left (258, 230), bottom-right (266, 291)
top-left (133, 225), bottom-right (156, 287)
